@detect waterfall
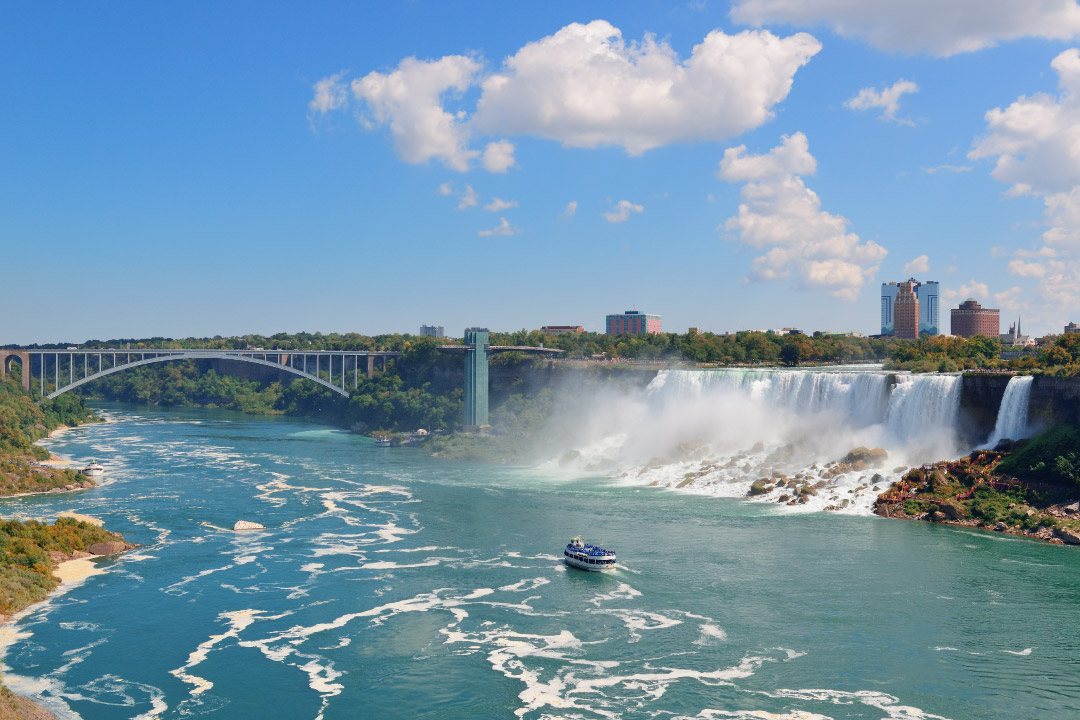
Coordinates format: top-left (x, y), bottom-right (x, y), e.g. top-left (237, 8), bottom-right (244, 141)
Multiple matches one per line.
top-left (647, 369), bottom-right (890, 426)
top-left (883, 374), bottom-right (963, 446)
top-left (557, 368), bottom-right (969, 514)
top-left (985, 376), bottom-right (1034, 447)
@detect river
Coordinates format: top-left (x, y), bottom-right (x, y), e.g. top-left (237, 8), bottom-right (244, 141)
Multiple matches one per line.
top-left (2, 403), bottom-right (1078, 719)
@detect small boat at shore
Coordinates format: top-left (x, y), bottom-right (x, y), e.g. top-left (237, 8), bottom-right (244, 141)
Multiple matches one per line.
top-left (563, 536), bottom-right (617, 571)
top-left (374, 436), bottom-right (392, 447)
top-left (82, 461), bottom-right (104, 479)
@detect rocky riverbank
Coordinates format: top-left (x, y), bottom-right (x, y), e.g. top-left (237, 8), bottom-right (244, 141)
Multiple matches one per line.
top-left (872, 447), bottom-right (1080, 545)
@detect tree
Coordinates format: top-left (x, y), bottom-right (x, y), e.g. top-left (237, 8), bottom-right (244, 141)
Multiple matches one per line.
top-left (779, 343), bottom-right (801, 367)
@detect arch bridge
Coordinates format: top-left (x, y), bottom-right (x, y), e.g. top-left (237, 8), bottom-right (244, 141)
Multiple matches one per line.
top-left (2, 349), bottom-right (400, 399)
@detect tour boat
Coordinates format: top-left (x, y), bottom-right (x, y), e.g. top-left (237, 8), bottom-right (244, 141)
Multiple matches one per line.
top-left (563, 536), bottom-right (617, 571)
top-left (82, 461), bottom-right (104, 479)
top-left (374, 436), bottom-right (392, 447)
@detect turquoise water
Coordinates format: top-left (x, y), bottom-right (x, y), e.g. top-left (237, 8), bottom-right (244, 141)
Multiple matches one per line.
top-left (2, 405), bottom-right (1078, 719)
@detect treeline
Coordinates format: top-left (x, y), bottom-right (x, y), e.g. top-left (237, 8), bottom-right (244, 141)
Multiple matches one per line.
top-left (489, 329), bottom-right (889, 365)
top-left (887, 333), bottom-right (1080, 375)
top-left (0, 373), bottom-right (96, 460)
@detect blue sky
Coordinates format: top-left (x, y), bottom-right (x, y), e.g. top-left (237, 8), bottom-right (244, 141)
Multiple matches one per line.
top-left (4, 1), bottom-right (1080, 344)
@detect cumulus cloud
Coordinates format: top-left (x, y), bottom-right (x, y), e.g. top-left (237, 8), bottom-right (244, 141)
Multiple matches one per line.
top-left (730, 0), bottom-right (1080, 56)
top-left (482, 140), bottom-right (516, 173)
top-left (457, 184), bottom-right (479, 210)
top-left (604, 200), bottom-right (644, 223)
top-left (483, 197), bottom-right (518, 212)
top-left (309, 72), bottom-right (348, 117)
top-left (314, 21), bottom-right (822, 167)
top-left (349, 55), bottom-right (482, 171)
top-left (560, 200), bottom-right (578, 218)
top-left (942, 280), bottom-right (990, 301)
top-left (903, 254), bottom-right (930, 274)
top-left (478, 217), bottom-right (521, 237)
top-left (717, 132), bottom-right (886, 300)
top-left (474, 21), bottom-right (820, 155)
top-left (845, 79), bottom-right (918, 124)
top-left (436, 182), bottom-right (453, 196)
top-left (970, 49), bottom-right (1080, 330)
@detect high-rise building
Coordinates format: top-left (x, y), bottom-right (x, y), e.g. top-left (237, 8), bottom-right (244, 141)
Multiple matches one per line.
top-left (605, 310), bottom-right (661, 336)
top-left (419, 325), bottom-right (445, 338)
top-left (893, 281), bottom-right (920, 340)
top-left (950, 299), bottom-right (1000, 338)
top-left (1066, 322), bottom-right (1079, 334)
top-left (881, 278), bottom-right (939, 336)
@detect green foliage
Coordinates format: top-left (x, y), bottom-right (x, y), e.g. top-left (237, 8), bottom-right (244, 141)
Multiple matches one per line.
top-left (998, 424), bottom-right (1080, 487)
top-left (0, 517), bottom-right (127, 615)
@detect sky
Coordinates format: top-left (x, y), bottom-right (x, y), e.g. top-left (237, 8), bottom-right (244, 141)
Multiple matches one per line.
top-left (4, 1), bottom-right (1080, 343)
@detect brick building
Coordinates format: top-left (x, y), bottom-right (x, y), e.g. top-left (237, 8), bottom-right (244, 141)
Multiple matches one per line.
top-left (606, 310), bottom-right (661, 336)
top-left (950, 299), bottom-right (1000, 338)
top-left (893, 282), bottom-right (920, 340)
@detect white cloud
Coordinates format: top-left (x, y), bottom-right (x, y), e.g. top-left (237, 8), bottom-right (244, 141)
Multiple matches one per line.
top-left (483, 197), bottom-right (518, 212)
top-left (1007, 259), bottom-right (1050, 277)
top-left (560, 200), bottom-right (578, 218)
top-left (473, 21), bottom-right (821, 155)
top-left (478, 217), bottom-right (521, 237)
top-left (482, 140), bottom-right (516, 173)
top-left (315, 21), bottom-right (820, 167)
top-left (903, 254), bottom-right (930, 274)
top-left (604, 200), bottom-right (644, 223)
top-left (457, 184), bottom-right (478, 210)
top-left (730, 0), bottom-right (1080, 56)
top-left (845, 79), bottom-right (918, 124)
top-left (923, 164), bottom-right (972, 175)
top-left (716, 132), bottom-right (886, 300)
top-left (436, 182), bottom-right (453, 196)
top-left (970, 49), bottom-right (1080, 331)
top-left (309, 72), bottom-right (348, 117)
top-left (349, 55), bottom-right (482, 171)
top-left (942, 280), bottom-right (990, 301)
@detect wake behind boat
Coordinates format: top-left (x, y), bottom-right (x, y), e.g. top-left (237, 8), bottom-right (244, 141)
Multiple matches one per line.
top-left (563, 536), bottom-right (617, 571)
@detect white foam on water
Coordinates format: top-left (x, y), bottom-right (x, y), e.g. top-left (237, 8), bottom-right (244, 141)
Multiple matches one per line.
top-left (169, 609), bottom-right (265, 696)
top-left (594, 609), bottom-right (683, 642)
top-left (589, 582), bottom-right (643, 606)
top-left (765, 689), bottom-right (952, 720)
top-left (498, 577), bottom-right (551, 592)
top-left (1002, 647), bottom-right (1034, 656)
top-left (694, 623), bottom-right (729, 644)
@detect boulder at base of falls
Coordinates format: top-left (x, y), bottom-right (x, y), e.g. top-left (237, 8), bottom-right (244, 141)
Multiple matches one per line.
top-left (1053, 527), bottom-right (1080, 545)
top-left (88, 541), bottom-right (132, 556)
top-left (748, 480), bottom-right (771, 496)
top-left (844, 447), bottom-right (889, 467)
top-left (938, 501), bottom-right (967, 520)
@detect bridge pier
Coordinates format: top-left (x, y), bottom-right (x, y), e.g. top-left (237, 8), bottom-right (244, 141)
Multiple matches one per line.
top-left (463, 328), bottom-right (490, 432)
top-left (0, 351), bottom-right (31, 391)
top-left (367, 355), bottom-right (374, 379)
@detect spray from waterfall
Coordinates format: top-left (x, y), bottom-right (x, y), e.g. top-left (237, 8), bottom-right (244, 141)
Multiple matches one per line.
top-left (544, 368), bottom-right (968, 515)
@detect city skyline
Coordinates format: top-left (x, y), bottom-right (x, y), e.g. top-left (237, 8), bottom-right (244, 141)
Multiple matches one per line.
top-left (4, 3), bottom-right (1080, 344)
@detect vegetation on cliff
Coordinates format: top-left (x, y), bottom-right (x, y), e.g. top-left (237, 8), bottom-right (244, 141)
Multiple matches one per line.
top-left (0, 374), bottom-right (98, 496)
top-left (885, 331), bottom-right (1080, 374)
top-left (875, 427), bottom-right (1080, 544)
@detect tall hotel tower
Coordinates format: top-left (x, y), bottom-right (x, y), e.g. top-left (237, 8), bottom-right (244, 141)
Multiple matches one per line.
top-left (881, 278), bottom-right (939, 337)
top-left (893, 281), bottom-right (920, 340)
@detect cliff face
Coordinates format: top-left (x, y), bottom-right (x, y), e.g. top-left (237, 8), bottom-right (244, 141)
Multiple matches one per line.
top-left (959, 374), bottom-right (1080, 442)
top-left (958, 374), bottom-right (1011, 445)
top-left (1030, 376), bottom-right (1080, 426)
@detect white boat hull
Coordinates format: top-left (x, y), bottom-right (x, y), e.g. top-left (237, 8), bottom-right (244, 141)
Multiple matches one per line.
top-left (563, 552), bottom-right (616, 572)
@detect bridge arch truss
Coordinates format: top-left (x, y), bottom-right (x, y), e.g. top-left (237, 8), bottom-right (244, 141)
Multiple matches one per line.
top-left (18, 349), bottom-right (400, 399)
